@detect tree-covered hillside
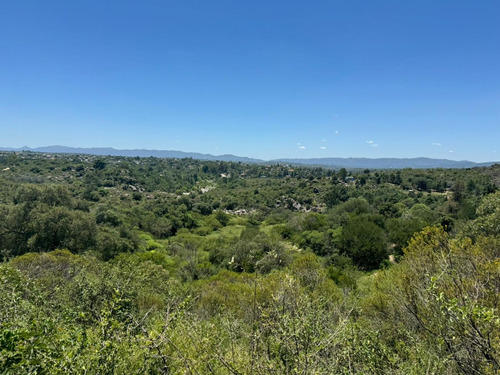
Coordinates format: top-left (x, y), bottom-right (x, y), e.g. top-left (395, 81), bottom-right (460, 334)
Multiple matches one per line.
top-left (0, 151), bottom-right (499, 374)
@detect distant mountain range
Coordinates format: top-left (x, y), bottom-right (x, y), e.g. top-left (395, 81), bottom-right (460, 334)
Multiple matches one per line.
top-left (273, 157), bottom-right (496, 169)
top-left (1, 146), bottom-right (497, 169)
top-left (0, 146), bottom-right (263, 164)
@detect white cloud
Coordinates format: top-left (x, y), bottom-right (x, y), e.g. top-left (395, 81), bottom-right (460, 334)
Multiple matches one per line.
top-left (297, 142), bottom-right (301, 146)
top-left (322, 139), bottom-right (327, 142)
top-left (335, 131), bottom-right (339, 135)
top-left (298, 146), bottom-right (306, 149)
top-left (449, 150), bottom-right (453, 153)
top-left (371, 144), bottom-right (379, 148)
top-left (320, 146), bottom-right (327, 150)
top-left (366, 140), bottom-right (374, 144)
top-left (432, 142), bottom-right (442, 146)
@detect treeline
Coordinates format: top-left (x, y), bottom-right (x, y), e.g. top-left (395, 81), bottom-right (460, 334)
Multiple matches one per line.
top-left (0, 151), bottom-right (499, 373)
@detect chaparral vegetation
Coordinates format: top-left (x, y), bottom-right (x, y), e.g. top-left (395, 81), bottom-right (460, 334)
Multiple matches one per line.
top-left (0, 151), bottom-right (499, 374)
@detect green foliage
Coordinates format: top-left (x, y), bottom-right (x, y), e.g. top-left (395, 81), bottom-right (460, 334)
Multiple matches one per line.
top-left (0, 151), bottom-right (499, 373)
top-left (325, 185), bottom-right (349, 207)
top-left (360, 227), bottom-right (500, 374)
top-left (338, 215), bottom-right (387, 270)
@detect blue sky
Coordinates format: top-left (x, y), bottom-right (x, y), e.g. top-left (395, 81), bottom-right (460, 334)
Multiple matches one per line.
top-left (1, 1), bottom-right (499, 161)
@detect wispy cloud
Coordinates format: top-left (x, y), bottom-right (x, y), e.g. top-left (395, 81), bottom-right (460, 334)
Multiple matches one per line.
top-left (371, 144), bottom-right (379, 148)
top-left (449, 150), bottom-right (453, 153)
top-left (366, 140), bottom-right (374, 144)
top-left (432, 142), bottom-right (442, 146)
top-left (335, 131), bottom-right (339, 135)
top-left (298, 146), bottom-right (306, 149)
top-left (322, 139), bottom-right (327, 142)
top-left (320, 146), bottom-right (327, 150)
